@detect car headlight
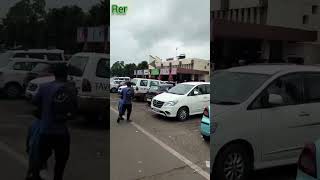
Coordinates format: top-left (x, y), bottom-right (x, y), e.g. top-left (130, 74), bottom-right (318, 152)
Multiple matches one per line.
top-left (163, 101), bottom-right (178, 106)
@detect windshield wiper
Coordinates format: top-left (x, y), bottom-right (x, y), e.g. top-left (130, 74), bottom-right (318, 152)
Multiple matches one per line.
top-left (212, 100), bottom-right (240, 105)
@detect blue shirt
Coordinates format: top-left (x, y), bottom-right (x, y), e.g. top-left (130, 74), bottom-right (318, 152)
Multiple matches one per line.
top-left (120, 87), bottom-right (134, 104)
top-left (32, 81), bottom-right (68, 135)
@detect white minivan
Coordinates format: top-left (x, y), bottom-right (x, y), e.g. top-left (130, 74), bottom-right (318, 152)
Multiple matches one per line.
top-left (118, 78), bottom-right (161, 100)
top-left (151, 82), bottom-right (210, 121)
top-left (211, 65), bottom-right (320, 180)
top-left (26, 52), bottom-right (109, 120)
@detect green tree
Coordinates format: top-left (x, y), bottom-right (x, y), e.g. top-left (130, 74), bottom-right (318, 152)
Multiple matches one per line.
top-left (124, 63), bottom-right (137, 78)
top-left (111, 61), bottom-right (125, 77)
top-left (137, 61), bottom-right (148, 70)
top-left (87, 0), bottom-right (108, 26)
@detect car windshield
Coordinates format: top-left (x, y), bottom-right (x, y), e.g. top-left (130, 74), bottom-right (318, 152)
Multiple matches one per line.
top-left (68, 56), bottom-right (89, 76)
top-left (0, 52), bottom-right (13, 68)
top-left (168, 84), bottom-right (194, 95)
top-left (131, 79), bottom-right (138, 86)
top-left (31, 63), bottom-right (50, 72)
top-left (212, 71), bottom-right (270, 105)
top-left (149, 86), bottom-right (159, 91)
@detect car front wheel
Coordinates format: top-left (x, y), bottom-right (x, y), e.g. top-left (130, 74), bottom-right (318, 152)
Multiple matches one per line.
top-left (213, 144), bottom-right (252, 180)
top-left (176, 107), bottom-right (189, 121)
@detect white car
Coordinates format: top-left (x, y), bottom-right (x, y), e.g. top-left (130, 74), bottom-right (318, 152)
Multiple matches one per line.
top-left (151, 82), bottom-right (210, 121)
top-left (118, 78), bottom-right (161, 100)
top-left (110, 80), bottom-right (123, 93)
top-left (0, 58), bottom-right (52, 98)
top-left (113, 77), bottom-right (130, 82)
top-left (211, 65), bottom-right (320, 180)
top-left (26, 52), bottom-right (109, 120)
top-left (0, 49), bottom-right (65, 68)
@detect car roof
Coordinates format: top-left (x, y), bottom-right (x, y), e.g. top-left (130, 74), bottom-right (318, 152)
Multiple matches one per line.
top-left (73, 52), bottom-right (109, 58)
top-left (226, 64), bottom-right (320, 75)
top-left (9, 49), bottom-right (64, 53)
top-left (181, 82), bottom-right (210, 85)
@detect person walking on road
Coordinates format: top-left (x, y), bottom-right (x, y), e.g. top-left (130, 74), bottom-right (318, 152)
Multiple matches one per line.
top-left (117, 81), bottom-right (134, 123)
top-left (31, 64), bottom-right (77, 180)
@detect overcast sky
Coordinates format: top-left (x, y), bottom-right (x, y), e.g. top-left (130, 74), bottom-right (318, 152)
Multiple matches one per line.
top-left (110, 0), bottom-right (210, 65)
top-left (0, 0), bottom-right (97, 18)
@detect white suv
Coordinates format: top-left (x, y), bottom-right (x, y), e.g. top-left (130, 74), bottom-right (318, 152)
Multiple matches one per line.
top-left (151, 82), bottom-right (210, 121)
top-left (26, 52), bottom-right (109, 120)
top-left (0, 58), bottom-right (51, 98)
top-left (211, 65), bottom-right (320, 180)
top-left (118, 78), bottom-right (161, 100)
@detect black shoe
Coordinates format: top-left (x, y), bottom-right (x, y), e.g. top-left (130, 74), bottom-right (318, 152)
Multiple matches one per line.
top-left (117, 118), bottom-right (120, 123)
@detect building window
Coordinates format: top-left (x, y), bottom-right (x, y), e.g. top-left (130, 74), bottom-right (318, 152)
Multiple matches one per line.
top-left (247, 8), bottom-right (251, 23)
top-left (312, 5), bottom-right (318, 14)
top-left (241, 9), bottom-right (245, 22)
top-left (235, 9), bottom-right (239, 22)
top-left (303, 15), bottom-right (309, 24)
top-left (230, 10), bottom-right (233, 21)
top-left (253, 8), bottom-right (257, 24)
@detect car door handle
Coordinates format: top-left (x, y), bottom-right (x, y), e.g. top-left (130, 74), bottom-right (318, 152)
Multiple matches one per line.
top-left (299, 112), bottom-right (310, 117)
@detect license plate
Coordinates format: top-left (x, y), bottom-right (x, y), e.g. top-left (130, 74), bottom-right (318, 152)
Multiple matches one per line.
top-left (147, 98), bottom-right (151, 102)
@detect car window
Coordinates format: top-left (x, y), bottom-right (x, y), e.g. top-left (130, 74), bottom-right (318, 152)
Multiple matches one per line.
top-left (68, 56), bottom-right (89, 77)
top-left (96, 58), bottom-right (109, 78)
top-left (13, 62), bottom-right (37, 71)
top-left (140, 80), bottom-right (148, 86)
top-left (198, 84), bottom-right (210, 94)
top-left (13, 53), bottom-right (27, 58)
top-left (46, 53), bottom-right (63, 61)
top-left (150, 81), bottom-right (159, 87)
top-left (131, 79), bottom-right (138, 86)
top-left (168, 84), bottom-right (194, 95)
top-left (190, 86), bottom-right (203, 96)
top-left (252, 74), bottom-right (303, 109)
top-left (304, 73), bottom-right (320, 103)
top-left (31, 63), bottom-right (50, 73)
top-left (28, 53), bottom-right (45, 59)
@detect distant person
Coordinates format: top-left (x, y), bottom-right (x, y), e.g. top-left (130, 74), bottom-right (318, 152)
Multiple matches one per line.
top-left (31, 64), bottom-right (77, 180)
top-left (117, 82), bottom-right (134, 123)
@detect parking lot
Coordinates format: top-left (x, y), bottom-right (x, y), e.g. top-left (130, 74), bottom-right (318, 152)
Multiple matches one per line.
top-left (0, 98), bottom-right (109, 180)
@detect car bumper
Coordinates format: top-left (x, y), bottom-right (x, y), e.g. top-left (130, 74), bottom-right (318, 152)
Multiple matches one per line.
top-left (296, 170), bottom-right (316, 180)
top-left (200, 116), bottom-right (210, 137)
top-left (150, 105), bottom-right (178, 117)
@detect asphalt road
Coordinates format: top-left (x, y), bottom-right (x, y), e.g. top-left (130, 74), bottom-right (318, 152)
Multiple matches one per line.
top-left (0, 98), bottom-right (109, 180)
top-left (110, 93), bottom-right (210, 180)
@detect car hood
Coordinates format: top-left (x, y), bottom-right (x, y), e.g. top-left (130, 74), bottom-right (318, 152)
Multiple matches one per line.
top-left (30, 76), bottom-right (55, 84)
top-left (153, 92), bottom-right (183, 102)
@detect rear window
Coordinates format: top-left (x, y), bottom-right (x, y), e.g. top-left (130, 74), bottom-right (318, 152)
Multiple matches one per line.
top-left (68, 56), bottom-right (89, 77)
top-left (46, 53), bottom-right (63, 61)
top-left (96, 58), bottom-right (109, 78)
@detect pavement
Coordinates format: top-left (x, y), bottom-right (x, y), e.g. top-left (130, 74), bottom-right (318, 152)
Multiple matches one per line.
top-left (110, 93), bottom-right (210, 180)
top-left (0, 98), bottom-right (109, 180)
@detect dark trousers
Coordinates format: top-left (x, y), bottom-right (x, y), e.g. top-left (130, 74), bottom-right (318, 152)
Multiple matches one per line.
top-left (33, 133), bottom-right (70, 180)
top-left (119, 104), bottom-right (132, 120)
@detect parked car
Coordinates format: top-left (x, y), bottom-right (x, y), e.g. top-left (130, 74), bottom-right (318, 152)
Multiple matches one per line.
top-left (110, 80), bottom-right (123, 93)
top-left (26, 52), bottom-right (109, 120)
top-left (0, 58), bottom-right (52, 98)
top-left (296, 141), bottom-right (320, 180)
top-left (0, 49), bottom-right (65, 68)
top-left (113, 77), bottom-right (130, 82)
top-left (211, 65), bottom-right (320, 180)
top-left (200, 106), bottom-right (210, 141)
top-left (23, 61), bottom-right (67, 88)
top-left (118, 78), bottom-right (161, 100)
top-left (145, 84), bottom-right (174, 104)
top-left (151, 82), bottom-right (210, 121)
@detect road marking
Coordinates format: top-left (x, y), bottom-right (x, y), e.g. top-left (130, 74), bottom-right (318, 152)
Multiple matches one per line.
top-left (110, 107), bottom-right (210, 180)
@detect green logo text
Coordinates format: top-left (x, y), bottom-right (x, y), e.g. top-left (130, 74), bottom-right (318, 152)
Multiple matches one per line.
top-left (112, 4), bottom-right (128, 15)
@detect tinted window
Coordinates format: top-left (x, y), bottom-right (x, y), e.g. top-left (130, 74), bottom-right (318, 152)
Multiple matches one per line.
top-left (140, 80), bottom-right (148, 86)
top-left (150, 81), bottom-right (159, 87)
top-left (31, 63), bottom-right (50, 73)
top-left (28, 53), bottom-right (45, 59)
top-left (13, 62), bottom-right (37, 71)
top-left (131, 79), bottom-right (138, 86)
top-left (13, 53), bottom-right (27, 58)
top-left (68, 56), bottom-right (89, 77)
top-left (213, 71), bottom-right (270, 104)
top-left (198, 84), bottom-right (210, 94)
top-left (46, 53), bottom-right (63, 61)
top-left (96, 58), bottom-right (109, 78)
top-left (252, 74), bottom-right (303, 109)
top-left (304, 73), bottom-right (320, 103)
top-left (168, 84), bottom-right (194, 95)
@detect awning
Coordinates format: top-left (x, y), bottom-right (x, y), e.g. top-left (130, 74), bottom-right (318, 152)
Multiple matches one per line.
top-left (212, 19), bottom-right (317, 41)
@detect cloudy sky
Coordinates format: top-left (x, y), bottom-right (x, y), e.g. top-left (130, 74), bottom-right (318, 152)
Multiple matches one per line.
top-left (110, 0), bottom-right (210, 65)
top-left (0, 0), bottom-right (97, 18)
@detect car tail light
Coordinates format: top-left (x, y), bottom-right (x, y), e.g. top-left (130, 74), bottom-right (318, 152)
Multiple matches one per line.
top-left (203, 107), bottom-right (209, 117)
top-left (298, 143), bottom-right (317, 178)
top-left (82, 78), bottom-right (92, 92)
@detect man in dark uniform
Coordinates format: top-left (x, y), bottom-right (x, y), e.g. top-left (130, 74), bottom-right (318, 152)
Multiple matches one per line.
top-left (117, 81), bottom-right (134, 123)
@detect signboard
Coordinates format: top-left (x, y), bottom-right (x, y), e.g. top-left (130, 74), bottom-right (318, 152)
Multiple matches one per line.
top-left (144, 70), bottom-right (149, 75)
top-left (171, 68), bottom-right (177, 75)
top-left (160, 68), bottom-right (170, 75)
top-left (137, 70), bottom-right (144, 75)
top-left (77, 27), bottom-right (87, 42)
top-left (151, 69), bottom-right (160, 75)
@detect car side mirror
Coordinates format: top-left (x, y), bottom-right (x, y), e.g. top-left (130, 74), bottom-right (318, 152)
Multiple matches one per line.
top-left (194, 90), bottom-right (199, 96)
top-left (268, 94), bottom-right (283, 105)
